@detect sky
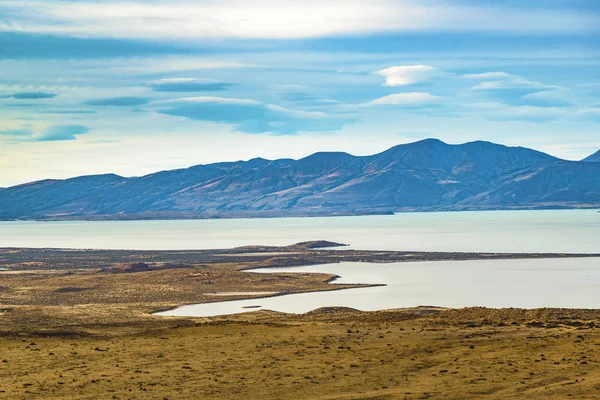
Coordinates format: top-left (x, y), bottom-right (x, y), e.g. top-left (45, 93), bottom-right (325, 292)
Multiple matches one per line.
top-left (1, 0), bottom-right (599, 187)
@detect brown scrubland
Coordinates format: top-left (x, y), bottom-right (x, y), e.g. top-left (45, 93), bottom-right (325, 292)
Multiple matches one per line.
top-left (1, 243), bottom-right (599, 399)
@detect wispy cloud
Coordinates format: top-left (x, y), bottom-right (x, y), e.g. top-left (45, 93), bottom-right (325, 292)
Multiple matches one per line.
top-left (470, 78), bottom-right (556, 91)
top-left (483, 106), bottom-right (565, 123)
top-left (368, 92), bottom-right (441, 106)
top-left (40, 109), bottom-right (97, 115)
top-left (274, 84), bottom-right (334, 105)
top-left (154, 96), bottom-right (350, 134)
top-left (6, 91), bottom-right (57, 99)
top-left (462, 72), bottom-right (515, 80)
top-left (579, 82), bottom-right (600, 93)
top-left (0, 124), bottom-right (90, 142)
top-left (458, 101), bottom-right (600, 124)
top-left (38, 124), bottom-right (90, 141)
top-left (0, 128), bottom-right (33, 137)
top-left (1, 0), bottom-right (598, 40)
top-left (521, 90), bottom-right (574, 108)
top-left (148, 78), bottom-right (233, 92)
top-left (464, 72), bottom-right (562, 107)
top-left (83, 96), bottom-right (150, 106)
top-left (580, 83), bottom-right (600, 88)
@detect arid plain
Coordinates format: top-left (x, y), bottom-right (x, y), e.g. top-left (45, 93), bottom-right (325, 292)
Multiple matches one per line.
top-left (1, 242), bottom-right (600, 399)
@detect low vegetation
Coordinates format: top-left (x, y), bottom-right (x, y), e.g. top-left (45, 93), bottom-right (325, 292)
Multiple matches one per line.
top-left (1, 243), bottom-right (599, 399)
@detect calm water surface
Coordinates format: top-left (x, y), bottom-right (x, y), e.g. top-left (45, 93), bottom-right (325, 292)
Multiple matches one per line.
top-left (157, 257), bottom-right (600, 317)
top-left (0, 209), bottom-right (598, 253)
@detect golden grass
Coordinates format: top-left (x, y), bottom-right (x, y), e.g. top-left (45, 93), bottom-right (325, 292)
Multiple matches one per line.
top-left (1, 247), bottom-right (600, 399)
top-left (1, 308), bottom-right (600, 399)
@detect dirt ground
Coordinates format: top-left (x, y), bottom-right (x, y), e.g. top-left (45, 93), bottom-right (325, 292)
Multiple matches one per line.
top-left (1, 244), bottom-right (599, 399)
top-left (2, 308), bottom-right (600, 400)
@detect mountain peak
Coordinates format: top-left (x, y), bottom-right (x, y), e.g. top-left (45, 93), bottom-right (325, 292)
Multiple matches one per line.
top-left (244, 157), bottom-right (271, 167)
top-left (403, 138), bottom-right (449, 149)
top-left (300, 151), bottom-right (354, 160)
top-left (299, 151), bottom-right (356, 167)
top-left (66, 173), bottom-right (125, 182)
top-left (414, 138), bottom-right (447, 145)
top-left (463, 140), bottom-right (501, 147)
top-left (378, 138), bottom-right (448, 156)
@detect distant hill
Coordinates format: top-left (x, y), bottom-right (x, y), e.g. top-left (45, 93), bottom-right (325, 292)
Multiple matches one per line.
top-left (1, 139), bottom-right (599, 220)
top-left (582, 150), bottom-right (600, 162)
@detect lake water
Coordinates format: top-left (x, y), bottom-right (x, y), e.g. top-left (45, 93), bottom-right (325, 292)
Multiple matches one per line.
top-left (0, 209), bottom-right (598, 253)
top-left (157, 257), bottom-right (600, 317)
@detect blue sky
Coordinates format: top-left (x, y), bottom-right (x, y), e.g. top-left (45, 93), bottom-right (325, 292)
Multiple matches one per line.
top-left (0, 0), bottom-right (599, 186)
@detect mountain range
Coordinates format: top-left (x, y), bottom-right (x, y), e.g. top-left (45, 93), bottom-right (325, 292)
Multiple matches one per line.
top-left (1, 139), bottom-right (599, 220)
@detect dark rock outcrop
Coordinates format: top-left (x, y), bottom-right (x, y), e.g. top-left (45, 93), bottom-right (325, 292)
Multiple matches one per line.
top-left (99, 262), bottom-right (151, 274)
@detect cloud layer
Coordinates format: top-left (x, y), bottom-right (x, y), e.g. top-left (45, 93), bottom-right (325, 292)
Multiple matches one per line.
top-left (155, 97), bottom-right (349, 134)
top-left (38, 124), bottom-right (90, 141)
top-left (369, 92), bottom-right (441, 106)
top-left (1, 0), bottom-right (598, 40)
top-left (0, 124), bottom-right (90, 142)
top-left (7, 92), bottom-right (57, 99)
top-left (83, 97), bottom-right (150, 107)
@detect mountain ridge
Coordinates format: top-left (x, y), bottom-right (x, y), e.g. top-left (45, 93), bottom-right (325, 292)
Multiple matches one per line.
top-left (1, 139), bottom-right (599, 220)
top-left (583, 150), bottom-right (600, 162)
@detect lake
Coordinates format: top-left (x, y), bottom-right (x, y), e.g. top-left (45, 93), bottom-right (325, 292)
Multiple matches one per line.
top-left (157, 257), bottom-right (600, 317)
top-left (0, 209), bottom-right (598, 253)
top-left (2, 209), bottom-right (598, 315)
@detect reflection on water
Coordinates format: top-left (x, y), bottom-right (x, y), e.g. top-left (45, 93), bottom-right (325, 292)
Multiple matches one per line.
top-left (0, 209), bottom-right (599, 253)
top-left (156, 258), bottom-right (600, 317)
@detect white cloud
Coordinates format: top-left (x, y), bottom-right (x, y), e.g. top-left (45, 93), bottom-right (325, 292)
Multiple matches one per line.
top-left (580, 82), bottom-right (600, 89)
top-left (469, 76), bottom-right (559, 91)
top-left (150, 96), bottom-right (349, 134)
top-left (376, 65), bottom-right (442, 87)
top-left (462, 72), bottom-right (515, 80)
top-left (275, 84), bottom-right (310, 91)
top-left (575, 107), bottom-right (600, 122)
top-left (369, 92), bottom-right (441, 106)
top-left (158, 96), bottom-right (261, 106)
top-left (265, 105), bottom-right (327, 119)
top-left (0, 0), bottom-right (598, 39)
top-left (150, 78), bottom-right (209, 84)
top-left (521, 89), bottom-right (573, 105)
top-left (461, 72), bottom-right (561, 93)
top-left (157, 97), bottom-right (328, 119)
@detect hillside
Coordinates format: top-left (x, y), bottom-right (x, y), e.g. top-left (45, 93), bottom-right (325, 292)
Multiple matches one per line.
top-left (1, 139), bottom-right (599, 220)
top-left (582, 150), bottom-right (600, 162)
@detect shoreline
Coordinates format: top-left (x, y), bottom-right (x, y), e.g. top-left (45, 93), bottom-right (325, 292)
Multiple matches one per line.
top-left (159, 257), bottom-right (600, 317)
top-left (1, 204), bottom-right (599, 222)
top-left (1, 203), bottom-right (599, 222)
top-left (2, 243), bottom-right (600, 272)
top-left (2, 241), bottom-right (600, 324)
